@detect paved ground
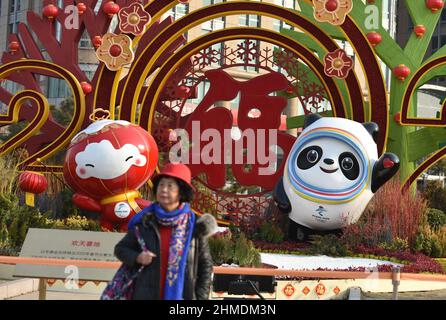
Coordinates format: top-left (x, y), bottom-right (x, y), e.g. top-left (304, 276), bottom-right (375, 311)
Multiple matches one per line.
top-left (362, 289), bottom-right (446, 300)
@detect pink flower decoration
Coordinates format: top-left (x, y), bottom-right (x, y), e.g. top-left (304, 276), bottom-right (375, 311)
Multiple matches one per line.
top-left (323, 49), bottom-right (354, 79)
top-left (118, 2), bottom-right (151, 36)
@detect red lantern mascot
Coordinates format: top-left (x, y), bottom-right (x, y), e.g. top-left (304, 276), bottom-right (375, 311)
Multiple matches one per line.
top-left (63, 113), bottom-right (158, 231)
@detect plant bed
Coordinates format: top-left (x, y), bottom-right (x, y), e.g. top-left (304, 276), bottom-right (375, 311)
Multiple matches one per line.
top-left (352, 246), bottom-right (445, 274)
top-left (253, 240), bottom-right (310, 252)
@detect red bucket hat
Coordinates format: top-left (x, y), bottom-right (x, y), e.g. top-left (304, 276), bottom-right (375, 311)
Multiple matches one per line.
top-left (152, 162), bottom-right (195, 190)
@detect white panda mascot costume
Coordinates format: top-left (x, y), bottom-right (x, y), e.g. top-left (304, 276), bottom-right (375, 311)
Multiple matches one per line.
top-left (274, 114), bottom-right (400, 241)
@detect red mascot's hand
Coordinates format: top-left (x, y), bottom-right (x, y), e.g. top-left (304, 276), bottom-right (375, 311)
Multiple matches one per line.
top-left (72, 193), bottom-right (101, 212)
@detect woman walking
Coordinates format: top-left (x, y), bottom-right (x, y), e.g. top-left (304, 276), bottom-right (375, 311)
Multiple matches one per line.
top-left (114, 162), bottom-right (217, 300)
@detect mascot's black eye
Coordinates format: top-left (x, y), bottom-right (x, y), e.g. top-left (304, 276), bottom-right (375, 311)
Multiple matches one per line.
top-left (297, 146), bottom-right (322, 170)
top-left (341, 157), bottom-right (354, 171)
top-left (307, 150), bottom-right (319, 163)
top-left (339, 152), bottom-right (360, 180)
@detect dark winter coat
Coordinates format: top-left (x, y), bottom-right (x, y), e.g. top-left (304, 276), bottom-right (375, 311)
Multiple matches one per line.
top-left (114, 212), bottom-right (217, 300)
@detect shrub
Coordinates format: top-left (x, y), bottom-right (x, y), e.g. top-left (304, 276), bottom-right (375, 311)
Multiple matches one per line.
top-left (208, 230), bottom-right (261, 267)
top-left (378, 237), bottom-right (409, 252)
top-left (208, 232), bottom-right (233, 265)
top-left (413, 225), bottom-right (446, 258)
top-left (51, 215), bottom-right (102, 231)
top-left (258, 221), bottom-right (284, 244)
top-left (342, 178), bottom-right (427, 250)
top-left (308, 234), bottom-right (349, 257)
top-left (423, 180), bottom-right (446, 213)
top-left (427, 208), bottom-right (446, 231)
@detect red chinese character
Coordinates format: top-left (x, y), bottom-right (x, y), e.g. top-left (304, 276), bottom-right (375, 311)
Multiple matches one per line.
top-left (71, 240), bottom-right (79, 246)
top-left (86, 241), bottom-right (93, 247)
top-left (183, 69), bottom-right (295, 190)
top-left (94, 242), bottom-right (100, 247)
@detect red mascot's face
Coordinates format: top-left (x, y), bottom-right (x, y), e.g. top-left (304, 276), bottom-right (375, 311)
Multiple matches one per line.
top-left (63, 120), bottom-right (159, 199)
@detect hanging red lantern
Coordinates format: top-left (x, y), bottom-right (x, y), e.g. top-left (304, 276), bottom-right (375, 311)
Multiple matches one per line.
top-left (394, 112), bottom-right (401, 124)
top-left (366, 32), bottom-right (382, 47)
top-left (393, 64), bottom-right (411, 81)
top-left (177, 86), bottom-right (191, 99)
top-left (414, 25), bottom-right (426, 37)
top-left (8, 41), bottom-right (20, 53)
top-left (18, 171), bottom-right (48, 207)
top-left (92, 36), bottom-right (103, 49)
top-left (426, 0), bottom-right (444, 12)
top-left (42, 4), bottom-right (59, 21)
top-left (103, 1), bottom-right (120, 18)
top-left (81, 81), bottom-right (93, 94)
top-left (77, 2), bottom-right (87, 15)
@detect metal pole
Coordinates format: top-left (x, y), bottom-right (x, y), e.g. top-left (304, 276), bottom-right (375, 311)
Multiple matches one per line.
top-left (392, 267), bottom-right (401, 300)
top-left (38, 278), bottom-right (47, 300)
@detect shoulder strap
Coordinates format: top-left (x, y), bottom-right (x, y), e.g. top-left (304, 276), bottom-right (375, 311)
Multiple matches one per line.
top-left (134, 226), bottom-right (148, 252)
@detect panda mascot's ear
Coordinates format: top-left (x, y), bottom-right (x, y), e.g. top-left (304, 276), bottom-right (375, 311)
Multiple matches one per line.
top-left (303, 113), bottom-right (323, 129)
top-left (363, 122), bottom-right (379, 143)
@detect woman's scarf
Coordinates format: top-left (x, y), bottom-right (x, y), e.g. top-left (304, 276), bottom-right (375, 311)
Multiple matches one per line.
top-left (128, 202), bottom-right (195, 300)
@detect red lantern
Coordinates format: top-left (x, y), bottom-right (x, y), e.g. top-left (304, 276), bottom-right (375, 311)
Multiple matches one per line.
top-left (426, 0), bottom-right (444, 12)
top-left (393, 64), bottom-right (411, 81)
top-left (63, 120), bottom-right (159, 231)
top-left (81, 81), bottom-right (92, 94)
top-left (8, 41), bottom-right (20, 53)
top-left (177, 86), bottom-right (191, 99)
top-left (414, 25), bottom-right (426, 37)
top-left (366, 32), bottom-right (382, 47)
top-left (19, 171), bottom-right (48, 206)
top-left (103, 1), bottom-right (120, 18)
top-left (92, 36), bottom-right (103, 48)
top-left (42, 4), bottom-right (59, 21)
top-left (77, 2), bottom-right (87, 15)
top-left (394, 112), bottom-right (401, 124)
top-left (286, 84), bottom-right (294, 94)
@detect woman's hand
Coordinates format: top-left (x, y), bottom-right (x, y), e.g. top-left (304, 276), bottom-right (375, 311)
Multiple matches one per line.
top-left (136, 251), bottom-right (157, 266)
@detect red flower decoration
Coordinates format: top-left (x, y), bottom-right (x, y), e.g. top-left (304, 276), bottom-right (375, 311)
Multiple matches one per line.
top-left (118, 2), bottom-right (151, 36)
top-left (323, 48), bottom-right (354, 79)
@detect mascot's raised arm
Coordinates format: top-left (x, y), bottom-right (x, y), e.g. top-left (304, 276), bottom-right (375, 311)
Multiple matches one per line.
top-left (63, 110), bottom-right (159, 231)
top-left (274, 114), bottom-right (399, 241)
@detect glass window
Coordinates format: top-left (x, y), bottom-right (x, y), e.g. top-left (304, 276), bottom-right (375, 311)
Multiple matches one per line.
top-left (10, 0), bottom-right (21, 13)
top-left (432, 37), bottom-right (439, 50)
top-left (79, 31), bottom-right (91, 48)
top-left (94, 0), bottom-right (103, 14)
top-left (273, 0), bottom-right (295, 30)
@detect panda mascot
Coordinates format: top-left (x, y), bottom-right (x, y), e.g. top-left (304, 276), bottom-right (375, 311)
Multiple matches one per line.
top-left (273, 114), bottom-right (400, 241)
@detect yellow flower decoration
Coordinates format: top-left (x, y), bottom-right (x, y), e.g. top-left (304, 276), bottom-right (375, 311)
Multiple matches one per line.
top-left (96, 33), bottom-right (134, 71)
top-left (313, 0), bottom-right (353, 26)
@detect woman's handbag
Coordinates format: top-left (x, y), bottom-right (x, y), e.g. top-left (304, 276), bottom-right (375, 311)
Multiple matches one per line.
top-left (100, 226), bottom-right (148, 300)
